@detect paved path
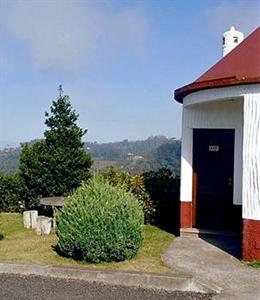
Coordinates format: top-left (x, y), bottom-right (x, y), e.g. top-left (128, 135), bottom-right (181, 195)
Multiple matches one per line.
top-left (0, 273), bottom-right (212, 300)
top-left (162, 237), bottom-right (260, 300)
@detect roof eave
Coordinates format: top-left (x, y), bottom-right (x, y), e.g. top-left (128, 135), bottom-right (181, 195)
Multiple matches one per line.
top-left (174, 76), bottom-right (260, 103)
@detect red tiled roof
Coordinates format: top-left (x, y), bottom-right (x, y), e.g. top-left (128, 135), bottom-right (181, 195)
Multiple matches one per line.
top-left (175, 26), bottom-right (260, 103)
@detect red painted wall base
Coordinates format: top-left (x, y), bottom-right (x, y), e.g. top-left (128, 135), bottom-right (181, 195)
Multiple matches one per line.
top-left (243, 219), bottom-right (260, 261)
top-left (180, 202), bottom-right (192, 228)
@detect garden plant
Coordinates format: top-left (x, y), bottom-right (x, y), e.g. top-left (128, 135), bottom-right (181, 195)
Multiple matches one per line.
top-left (56, 176), bottom-right (144, 263)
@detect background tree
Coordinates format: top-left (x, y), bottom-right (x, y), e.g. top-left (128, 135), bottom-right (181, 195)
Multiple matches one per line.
top-left (143, 168), bottom-right (180, 233)
top-left (19, 86), bottom-right (92, 204)
top-left (0, 173), bottom-right (26, 212)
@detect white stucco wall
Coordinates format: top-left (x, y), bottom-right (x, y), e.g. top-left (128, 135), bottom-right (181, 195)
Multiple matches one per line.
top-left (243, 94), bottom-right (260, 221)
top-left (180, 83), bottom-right (260, 221)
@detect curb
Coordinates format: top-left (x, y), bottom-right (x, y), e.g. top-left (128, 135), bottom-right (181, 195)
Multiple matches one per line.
top-left (0, 262), bottom-right (216, 294)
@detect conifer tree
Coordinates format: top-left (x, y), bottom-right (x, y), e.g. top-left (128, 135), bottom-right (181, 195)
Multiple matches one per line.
top-left (19, 86), bottom-right (92, 201)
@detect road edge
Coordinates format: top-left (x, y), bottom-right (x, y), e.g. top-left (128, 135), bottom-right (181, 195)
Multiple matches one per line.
top-left (0, 262), bottom-right (218, 294)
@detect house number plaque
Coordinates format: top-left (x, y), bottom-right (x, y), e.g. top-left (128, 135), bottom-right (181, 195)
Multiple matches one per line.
top-left (209, 145), bottom-right (219, 152)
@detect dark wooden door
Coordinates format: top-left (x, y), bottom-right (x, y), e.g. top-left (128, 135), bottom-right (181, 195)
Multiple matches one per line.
top-left (193, 129), bottom-right (235, 230)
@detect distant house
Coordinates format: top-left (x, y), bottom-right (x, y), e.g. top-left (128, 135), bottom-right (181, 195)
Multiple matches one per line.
top-left (174, 26), bottom-right (260, 260)
top-left (132, 156), bottom-right (144, 161)
top-left (127, 153), bottom-right (144, 161)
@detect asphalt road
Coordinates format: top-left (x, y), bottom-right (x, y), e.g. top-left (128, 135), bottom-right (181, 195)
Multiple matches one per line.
top-left (0, 274), bottom-right (213, 300)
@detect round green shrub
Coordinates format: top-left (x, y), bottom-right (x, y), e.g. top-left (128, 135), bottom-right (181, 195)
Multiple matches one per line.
top-left (56, 176), bottom-right (144, 263)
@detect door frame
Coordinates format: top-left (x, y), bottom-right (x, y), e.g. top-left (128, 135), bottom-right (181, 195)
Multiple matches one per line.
top-left (192, 128), bottom-right (235, 229)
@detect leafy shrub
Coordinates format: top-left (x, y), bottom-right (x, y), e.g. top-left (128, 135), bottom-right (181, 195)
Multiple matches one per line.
top-left (56, 176), bottom-right (144, 263)
top-left (99, 167), bottom-right (155, 224)
top-left (0, 173), bottom-right (25, 212)
top-left (143, 168), bottom-right (180, 233)
top-left (0, 173), bottom-right (39, 212)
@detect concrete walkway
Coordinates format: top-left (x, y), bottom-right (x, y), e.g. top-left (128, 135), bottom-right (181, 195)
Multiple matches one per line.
top-left (162, 237), bottom-right (260, 300)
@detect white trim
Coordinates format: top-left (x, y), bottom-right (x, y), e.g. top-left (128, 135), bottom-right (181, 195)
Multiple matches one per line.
top-left (183, 84), bottom-right (260, 107)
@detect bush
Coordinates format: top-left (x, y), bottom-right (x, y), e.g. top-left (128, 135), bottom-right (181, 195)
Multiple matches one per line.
top-left (56, 176), bottom-right (144, 263)
top-left (99, 167), bottom-right (155, 224)
top-left (0, 173), bottom-right (39, 212)
top-left (0, 173), bottom-right (25, 212)
top-left (143, 168), bottom-right (180, 233)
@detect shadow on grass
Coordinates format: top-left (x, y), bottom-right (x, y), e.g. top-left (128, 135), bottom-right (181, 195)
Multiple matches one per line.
top-left (52, 244), bottom-right (65, 257)
top-left (51, 244), bottom-right (85, 262)
top-left (0, 233), bottom-right (4, 241)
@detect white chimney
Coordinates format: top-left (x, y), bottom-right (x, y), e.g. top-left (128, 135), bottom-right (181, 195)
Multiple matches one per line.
top-left (222, 26), bottom-right (244, 57)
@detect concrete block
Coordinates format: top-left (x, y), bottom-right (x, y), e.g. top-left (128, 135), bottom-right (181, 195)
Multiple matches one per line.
top-left (23, 210), bottom-right (39, 229)
top-left (23, 211), bottom-right (31, 229)
top-left (36, 216), bottom-right (52, 235)
top-left (30, 210), bottom-right (38, 229)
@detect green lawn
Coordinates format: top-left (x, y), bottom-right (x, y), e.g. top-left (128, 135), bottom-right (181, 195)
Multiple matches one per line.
top-left (0, 213), bottom-right (174, 274)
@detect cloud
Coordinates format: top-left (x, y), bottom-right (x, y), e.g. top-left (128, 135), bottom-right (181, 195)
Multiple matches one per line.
top-left (0, 1), bottom-right (148, 71)
top-left (207, 0), bottom-right (259, 36)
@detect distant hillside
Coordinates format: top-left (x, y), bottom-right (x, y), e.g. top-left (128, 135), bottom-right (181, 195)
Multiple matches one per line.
top-left (0, 147), bottom-right (20, 174)
top-left (0, 136), bottom-right (181, 175)
top-left (0, 139), bottom-right (41, 174)
top-left (87, 135), bottom-right (181, 174)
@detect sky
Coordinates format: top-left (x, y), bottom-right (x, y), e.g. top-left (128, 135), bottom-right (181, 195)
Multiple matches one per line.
top-left (0, 0), bottom-right (259, 147)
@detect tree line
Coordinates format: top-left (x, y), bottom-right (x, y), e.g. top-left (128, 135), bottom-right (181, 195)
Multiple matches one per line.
top-left (0, 136), bottom-right (181, 175)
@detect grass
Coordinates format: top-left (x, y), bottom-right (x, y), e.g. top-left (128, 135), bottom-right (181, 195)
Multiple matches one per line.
top-left (247, 261), bottom-right (260, 268)
top-left (0, 213), bottom-right (174, 274)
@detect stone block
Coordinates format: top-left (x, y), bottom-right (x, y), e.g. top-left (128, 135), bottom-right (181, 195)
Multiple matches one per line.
top-left (23, 210), bottom-right (38, 229)
top-left (23, 211), bottom-right (31, 229)
top-left (30, 210), bottom-right (38, 229)
top-left (36, 216), bottom-right (52, 235)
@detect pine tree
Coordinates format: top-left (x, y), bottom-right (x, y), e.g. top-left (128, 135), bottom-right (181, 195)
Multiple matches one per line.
top-left (19, 86), bottom-right (92, 201)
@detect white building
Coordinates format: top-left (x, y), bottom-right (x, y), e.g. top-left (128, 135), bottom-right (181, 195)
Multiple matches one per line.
top-left (174, 26), bottom-right (260, 261)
